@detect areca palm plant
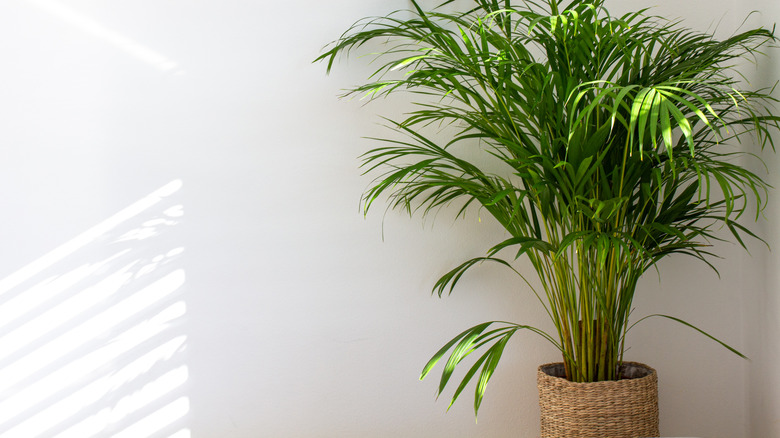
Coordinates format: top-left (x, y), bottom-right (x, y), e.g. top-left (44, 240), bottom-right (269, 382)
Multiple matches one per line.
top-left (317, 0), bottom-right (779, 416)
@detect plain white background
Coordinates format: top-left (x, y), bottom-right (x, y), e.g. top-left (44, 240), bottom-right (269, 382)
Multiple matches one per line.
top-left (0, 0), bottom-right (776, 437)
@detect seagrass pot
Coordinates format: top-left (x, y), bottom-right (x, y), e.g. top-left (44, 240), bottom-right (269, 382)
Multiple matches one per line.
top-left (537, 362), bottom-right (659, 438)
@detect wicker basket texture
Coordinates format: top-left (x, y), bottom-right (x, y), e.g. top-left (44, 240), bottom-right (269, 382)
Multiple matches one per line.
top-left (537, 362), bottom-right (660, 438)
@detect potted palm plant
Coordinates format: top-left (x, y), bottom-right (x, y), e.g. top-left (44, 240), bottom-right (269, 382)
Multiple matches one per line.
top-left (317, 0), bottom-right (779, 435)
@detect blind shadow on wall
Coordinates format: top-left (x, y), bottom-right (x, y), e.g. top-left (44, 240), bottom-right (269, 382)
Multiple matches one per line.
top-left (0, 180), bottom-right (189, 438)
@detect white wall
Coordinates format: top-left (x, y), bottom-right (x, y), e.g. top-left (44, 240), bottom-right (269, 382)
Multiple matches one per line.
top-left (0, 1), bottom-right (775, 437)
top-left (745, 0), bottom-right (780, 436)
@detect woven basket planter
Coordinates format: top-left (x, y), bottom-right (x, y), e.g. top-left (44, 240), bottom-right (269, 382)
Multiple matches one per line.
top-left (537, 362), bottom-right (659, 438)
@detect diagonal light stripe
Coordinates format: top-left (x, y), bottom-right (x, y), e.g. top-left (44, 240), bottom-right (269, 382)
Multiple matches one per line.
top-left (0, 249), bottom-right (129, 331)
top-left (0, 179), bottom-right (182, 297)
top-left (23, 0), bottom-right (181, 72)
top-left (0, 270), bottom-right (186, 411)
top-left (0, 262), bottom-right (135, 363)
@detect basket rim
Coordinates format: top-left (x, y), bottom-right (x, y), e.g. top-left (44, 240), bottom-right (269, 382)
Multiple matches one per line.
top-left (538, 361), bottom-right (657, 386)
